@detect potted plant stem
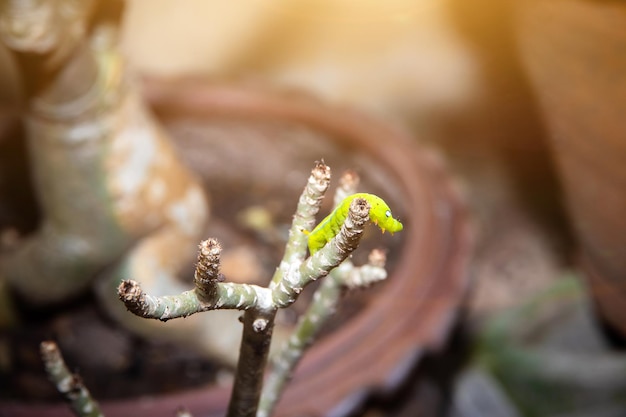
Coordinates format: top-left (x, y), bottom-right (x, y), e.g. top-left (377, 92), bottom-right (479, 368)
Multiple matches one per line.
top-left (0, 76), bottom-right (473, 416)
top-left (41, 160), bottom-right (406, 417)
top-left (0, 1), bottom-right (473, 415)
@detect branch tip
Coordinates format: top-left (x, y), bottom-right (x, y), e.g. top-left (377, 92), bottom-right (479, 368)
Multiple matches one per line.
top-left (39, 340), bottom-right (103, 417)
top-left (117, 279), bottom-right (143, 301)
top-left (312, 160), bottom-right (331, 183)
top-left (333, 170), bottom-right (360, 206)
top-left (349, 197), bottom-right (371, 227)
top-left (368, 249), bottom-right (387, 268)
top-left (117, 280), bottom-right (149, 317)
top-left (339, 169), bottom-right (360, 191)
top-left (40, 340), bottom-right (60, 362)
top-left (195, 238), bottom-right (222, 285)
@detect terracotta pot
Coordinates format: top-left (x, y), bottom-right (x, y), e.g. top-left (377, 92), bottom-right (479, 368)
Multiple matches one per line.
top-left (514, 0), bottom-right (626, 336)
top-left (1, 79), bottom-right (473, 417)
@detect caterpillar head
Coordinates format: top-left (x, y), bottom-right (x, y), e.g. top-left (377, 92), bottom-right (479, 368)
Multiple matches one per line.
top-left (369, 199), bottom-right (403, 234)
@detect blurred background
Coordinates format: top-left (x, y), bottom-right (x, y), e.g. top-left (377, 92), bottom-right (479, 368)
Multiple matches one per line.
top-left (1, 0), bottom-right (625, 416)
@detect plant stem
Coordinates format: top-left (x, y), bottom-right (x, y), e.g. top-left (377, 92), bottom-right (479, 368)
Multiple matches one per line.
top-left (258, 251), bottom-right (387, 417)
top-left (227, 308), bottom-right (276, 417)
top-left (112, 162), bottom-right (394, 417)
top-left (224, 162), bottom-right (333, 417)
top-left (228, 197), bottom-right (371, 417)
top-left (272, 197), bottom-right (370, 308)
top-left (40, 341), bottom-right (103, 417)
top-left (117, 238), bottom-right (270, 320)
top-left (258, 269), bottom-right (343, 417)
top-left (116, 279), bottom-right (268, 320)
top-left (270, 161), bottom-right (331, 287)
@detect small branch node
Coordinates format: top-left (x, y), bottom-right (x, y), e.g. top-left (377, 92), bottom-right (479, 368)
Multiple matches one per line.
top-left (253, 318), bottom-right (269, 333)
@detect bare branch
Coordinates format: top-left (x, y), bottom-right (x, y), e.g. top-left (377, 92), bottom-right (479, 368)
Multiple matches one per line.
top-left (271, 161), bottom-right (331, 288)
top-left (117, 239), bottom-right (270, 320)
top-left (112, 162), bottom-right (399, 417)
top-left (226, 309), bottom-right (275, 417)
top-left (343, 249), bottom-right (387, 289)
top-left (259, 250), bottom-right (388, 416)
top-left (40, 341), bottom-right (103, 417)
top-left (272, 198), bottom-right (370, 308)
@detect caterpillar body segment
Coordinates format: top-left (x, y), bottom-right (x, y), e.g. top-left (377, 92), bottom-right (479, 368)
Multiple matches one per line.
top-left (307, 193), bottom-right (403, 254)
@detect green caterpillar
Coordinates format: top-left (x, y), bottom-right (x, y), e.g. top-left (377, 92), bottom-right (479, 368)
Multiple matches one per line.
top-left (307, 193), bottom-right (403, 254)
